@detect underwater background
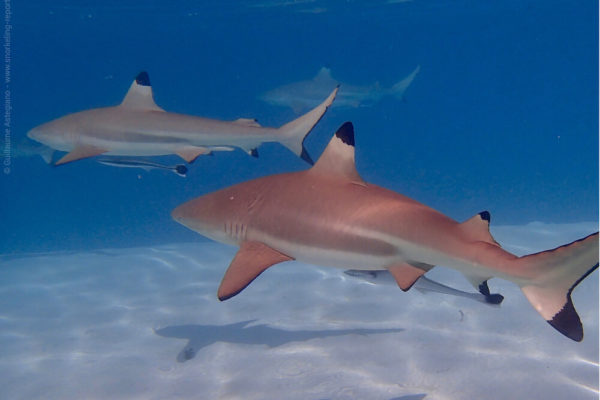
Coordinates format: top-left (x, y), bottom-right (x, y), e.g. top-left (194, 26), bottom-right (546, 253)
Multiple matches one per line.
top-left (1, 1), bottom-right (598, 399)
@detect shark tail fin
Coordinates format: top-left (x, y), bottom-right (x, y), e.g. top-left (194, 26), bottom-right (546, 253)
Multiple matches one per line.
top-left (388, 65), bottom-right (420, 100)
top-left (277, 86), bottom-right (338, 165)
top-left (518, 232), bottom-right (598, 342)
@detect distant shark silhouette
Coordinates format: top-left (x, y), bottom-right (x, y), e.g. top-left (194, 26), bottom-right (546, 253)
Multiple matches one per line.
top-left (154, 320), bottom-right (404, 362)
top-left (260, 66), bottom-right (419, 112)
top-left (27, 72), bottom-right (337, 166)
top-left (172, 122), bottom-right (598, 342)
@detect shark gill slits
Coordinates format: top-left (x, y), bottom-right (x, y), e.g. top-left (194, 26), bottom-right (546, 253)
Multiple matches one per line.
top-left (135, 71), bottom-right (151, 86)
top-left (335, 121), bottom-right (355, 147)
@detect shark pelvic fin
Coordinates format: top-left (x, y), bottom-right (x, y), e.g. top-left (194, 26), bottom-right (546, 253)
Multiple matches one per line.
top-left (310, 121), bottom-right (365, 184)
top-left (233, 118), bottom-right (262, 128)
top-left (176, 146), bottom-right (211, 163)
top-left (120, 71), bottom-right (165, 112)
top-left (386, 262), bottom-right (431, 291)
top-left (460, 211), bottom-right (500, 246)
top-left (218, 241), bottom-right (294, 301)
top-left (55, 145), bottom-right (108, 165)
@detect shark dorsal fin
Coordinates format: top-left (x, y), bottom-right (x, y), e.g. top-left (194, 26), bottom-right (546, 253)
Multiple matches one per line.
top-left (120, 71), bottom-right (164, 111)
top-left (310, 122), bottom-right (364, 184)
top-left (460, 211), bottom-right (500, 246)
top-left (314, 67), bottom-right (333, 83)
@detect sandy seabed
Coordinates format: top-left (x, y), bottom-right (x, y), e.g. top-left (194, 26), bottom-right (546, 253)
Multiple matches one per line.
top-left (0, 222), bottom-right (598, 400)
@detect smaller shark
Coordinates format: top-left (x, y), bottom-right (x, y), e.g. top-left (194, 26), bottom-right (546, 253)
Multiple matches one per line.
top-left (172, 122), bottom-right (598, 342)
top-left (27, 72), bottom-right (338, 166)
top-left (344, 270), bottom-right (503, 305)
top-left (96, 157), bottom-right (188, 177)
top-left (260, 65), bottom-right (419, 112)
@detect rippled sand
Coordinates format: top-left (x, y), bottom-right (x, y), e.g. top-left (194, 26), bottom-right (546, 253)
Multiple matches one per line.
top-left (0, 222), bottom-right (597, 399)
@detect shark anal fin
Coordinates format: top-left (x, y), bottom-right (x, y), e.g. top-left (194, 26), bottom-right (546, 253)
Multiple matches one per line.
top-left (176, 146), bottom-right (211, 163)
top-left (55, 145), bottom-right (108, 166)
top-left (218, 241), bottom-right (294, 301)
top-left (233, 118), bottom-right (262, 128)
top-left (387, 262), bottom-right (431, 291)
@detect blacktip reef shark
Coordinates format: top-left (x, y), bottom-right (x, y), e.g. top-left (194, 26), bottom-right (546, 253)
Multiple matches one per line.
top-left (260, 65), bottom-right (419, 112)
top-left (27, 72), bottom-right (338, 166)
top-left (172, 122), bottom-right (599, 342)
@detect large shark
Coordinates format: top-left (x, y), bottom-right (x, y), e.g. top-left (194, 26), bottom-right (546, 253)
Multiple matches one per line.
top-left (27, 72), bottom-right (338, 166)
top-left (172, 122), bottom-right (599, 342)
top-left (260, 66), bottom-right (419, 112)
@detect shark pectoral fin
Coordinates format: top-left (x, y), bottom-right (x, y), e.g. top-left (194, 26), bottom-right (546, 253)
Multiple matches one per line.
top-left (176, 146), bottom-right (211, 163)
top-left (218, 241), bottom-right (294, 301)
top-left (386, 262), bottom-right (429, 291)
top-left (55, 145), bottom-right (108, 166)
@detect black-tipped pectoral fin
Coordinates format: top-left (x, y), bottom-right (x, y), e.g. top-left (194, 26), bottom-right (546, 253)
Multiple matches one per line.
top-left (218, 241), bottom-right (294, 301)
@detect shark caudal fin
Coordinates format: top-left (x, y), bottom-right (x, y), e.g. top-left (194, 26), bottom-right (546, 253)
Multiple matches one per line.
top-left (277, 86), bottom-right (338, 165)
top-left (518, 232), bottom-right (598, 341)
top-left (388, 65), bottom-right (420, 100)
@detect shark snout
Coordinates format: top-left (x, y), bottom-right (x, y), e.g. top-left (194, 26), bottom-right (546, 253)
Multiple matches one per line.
top-left (27, 127), bottom-right (41, 141)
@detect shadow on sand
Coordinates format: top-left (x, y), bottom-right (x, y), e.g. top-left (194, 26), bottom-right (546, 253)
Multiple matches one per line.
top-left (155, 320), bottom-right (404, 362)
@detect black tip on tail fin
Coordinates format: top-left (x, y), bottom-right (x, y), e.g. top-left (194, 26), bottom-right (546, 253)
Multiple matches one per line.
top-left (135, 71), bottom-right (151, 86)
top-left (548, 296), bottom-right (583, 342)
top-left (335, 122), bottom-right (355, 146)
top-left (549, 261), bottom-right (599, 342)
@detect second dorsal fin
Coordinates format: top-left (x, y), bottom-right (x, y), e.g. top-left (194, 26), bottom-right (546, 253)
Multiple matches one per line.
top-left (460, 211), bottom-right (500, 246)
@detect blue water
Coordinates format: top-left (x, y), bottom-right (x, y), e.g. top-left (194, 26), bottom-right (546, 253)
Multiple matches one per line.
top-left (2, 0), bottom-right (598, 255)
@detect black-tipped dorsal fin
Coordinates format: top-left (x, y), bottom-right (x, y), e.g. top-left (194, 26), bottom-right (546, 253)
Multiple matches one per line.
top-left (460, 211), bottom-right (500, 246)
top-left (120, 71), bottom-right (164, 111)
top-left (314, 67), bottom-right (333, 83)
top-left (310, 121), bottom-right (364, 184)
